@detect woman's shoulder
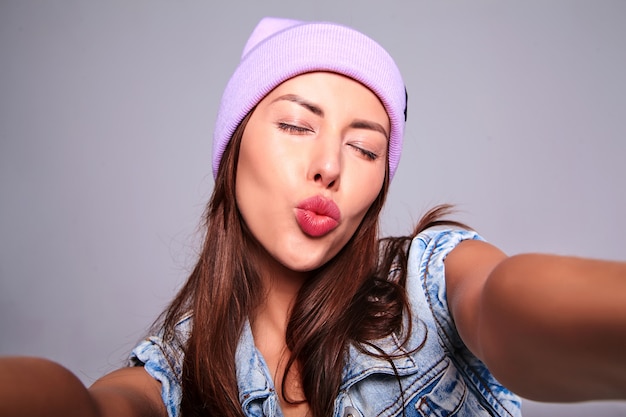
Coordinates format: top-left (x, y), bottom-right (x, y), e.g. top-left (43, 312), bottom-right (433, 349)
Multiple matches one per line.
top-left (130, 314), bottom-right (191, 370)
top-left (411, 227), bottom-right (484, 257)
top-left (403, 227), bottom-right (484, 343)
top-left (128, 313), bottom-right (192, 417)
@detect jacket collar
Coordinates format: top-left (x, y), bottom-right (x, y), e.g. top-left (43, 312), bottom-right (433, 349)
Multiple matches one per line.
top-left (236, 320), bottom-right (276, 409)
top-left (340, 320), bottom-right (426, 390)
top-left (235, 319), bottom-right (426, 402)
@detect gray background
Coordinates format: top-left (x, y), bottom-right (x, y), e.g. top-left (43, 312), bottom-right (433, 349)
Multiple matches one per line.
top-left (1, 1), bottom-right (625, 415)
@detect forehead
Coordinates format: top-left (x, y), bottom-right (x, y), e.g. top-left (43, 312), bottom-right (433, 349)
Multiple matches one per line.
top-left (269, 71), bottom-right (372, 94)
top-left (260, 72), bottom-right (389, 119)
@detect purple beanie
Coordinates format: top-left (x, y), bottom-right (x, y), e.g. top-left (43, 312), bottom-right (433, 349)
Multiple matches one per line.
top-left (212, 17), bottom-right (407, 180)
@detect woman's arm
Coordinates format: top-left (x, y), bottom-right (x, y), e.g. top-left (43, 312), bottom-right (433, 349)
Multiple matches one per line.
top-left (444, 240), bottom-right (626, 401)
top-left (0, 357), bottom-right (166, 417)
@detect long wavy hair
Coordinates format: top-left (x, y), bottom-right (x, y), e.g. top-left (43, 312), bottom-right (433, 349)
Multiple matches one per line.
top-left (156, 111), bottom-right (466, 417)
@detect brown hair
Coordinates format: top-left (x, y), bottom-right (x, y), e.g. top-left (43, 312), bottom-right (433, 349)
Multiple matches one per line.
top-left (156, 111), bottom-right (465, 417)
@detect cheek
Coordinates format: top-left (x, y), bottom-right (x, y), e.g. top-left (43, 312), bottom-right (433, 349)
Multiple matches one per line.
top-left (234, 130), bottom-right (301, 229)
top-left (235, 130), bottom-right (275, 198)
top-left (237, 125), bottom-right (298, 183)
top-left (235, 133), bottom-right (268, 225)
top-left (359, 162), bottom-right (386, 202)
top-left (344, 167), bottom-right (386, 223)
top-left (234, 146), bottom-right (256, 207)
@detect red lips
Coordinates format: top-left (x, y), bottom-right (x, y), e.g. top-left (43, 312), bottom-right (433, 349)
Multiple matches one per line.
top-left (295, 195), bottom-right (341, 237)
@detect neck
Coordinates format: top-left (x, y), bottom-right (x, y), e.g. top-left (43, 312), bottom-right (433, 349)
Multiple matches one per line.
top-left (248, 248), bottom-right (312, 414)
top-left (251, 253), bottom-right (308, 349)
top-left (249, 238), bottom-right (311, 327)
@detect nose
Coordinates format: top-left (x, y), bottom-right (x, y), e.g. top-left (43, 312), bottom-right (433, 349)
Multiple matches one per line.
top-left (309, 137), bottom-right (341, 189)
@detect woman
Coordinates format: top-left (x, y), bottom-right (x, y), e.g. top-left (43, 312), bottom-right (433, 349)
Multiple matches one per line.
top-left (1, 17), bottom-right (625, 417)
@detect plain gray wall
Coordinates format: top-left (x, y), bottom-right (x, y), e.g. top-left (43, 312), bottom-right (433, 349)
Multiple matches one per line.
top-left (1, 1), bottom-right (625, 415)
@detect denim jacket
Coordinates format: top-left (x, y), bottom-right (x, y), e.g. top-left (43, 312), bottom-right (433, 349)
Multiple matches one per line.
top-left (131, 228), bottom-right (521, 417)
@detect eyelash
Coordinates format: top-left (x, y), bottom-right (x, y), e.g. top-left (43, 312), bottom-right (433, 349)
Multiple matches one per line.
top-left (350, 144), bottom-right (378, 161)
top-left (277, 122), bottom-right (311, 134)
top-left (277, 123), bottom-right (379, 161)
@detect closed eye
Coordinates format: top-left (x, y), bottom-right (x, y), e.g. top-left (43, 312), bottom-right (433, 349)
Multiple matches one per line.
top-left (349, 144), bottom-right (378, 161)
top-left (277, 122), bottom-right (312, 134)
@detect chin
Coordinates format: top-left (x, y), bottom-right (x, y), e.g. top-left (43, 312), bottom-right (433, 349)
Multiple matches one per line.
top-left (279, 251), bottom-right (335, 273)
top-left (283, 259), bottom-right (326, 273)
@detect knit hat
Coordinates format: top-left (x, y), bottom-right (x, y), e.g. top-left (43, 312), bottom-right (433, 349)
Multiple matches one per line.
top-left (212, 17), bottom-right (407, 180)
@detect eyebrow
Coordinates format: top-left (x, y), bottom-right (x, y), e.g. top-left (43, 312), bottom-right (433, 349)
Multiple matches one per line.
top-left (351, 119), bottom-right (389, 139)
top-left (271, 94), bottom-right (324, 116)
top-left (271, 93), bottom-right (389, 138)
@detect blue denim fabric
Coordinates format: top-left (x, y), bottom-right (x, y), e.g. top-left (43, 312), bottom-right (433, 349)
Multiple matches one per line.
top-left (131, 228), bottom-right (521, 417)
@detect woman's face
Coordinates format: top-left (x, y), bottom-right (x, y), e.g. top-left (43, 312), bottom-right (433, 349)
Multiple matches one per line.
top-left (236, 72), bottom-right (389, 274)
